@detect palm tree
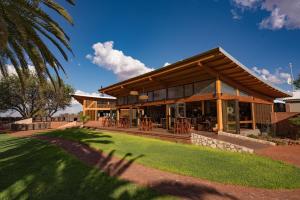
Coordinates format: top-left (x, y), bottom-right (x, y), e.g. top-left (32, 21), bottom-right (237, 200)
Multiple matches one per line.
top-left (0, 0), bottom-right (74, 85)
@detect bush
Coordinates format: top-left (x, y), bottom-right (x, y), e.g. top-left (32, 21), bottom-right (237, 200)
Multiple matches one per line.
top-left (288, 116), bottom-right (300, 140)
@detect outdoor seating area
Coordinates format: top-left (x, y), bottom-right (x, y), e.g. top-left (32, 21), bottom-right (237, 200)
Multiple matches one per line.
top-left (139, 117), bottom-right (153, 131)
top-left (174, 117), bottom-right (191, 134)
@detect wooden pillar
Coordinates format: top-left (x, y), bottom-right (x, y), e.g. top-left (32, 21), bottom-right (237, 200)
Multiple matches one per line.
top-left (251, 102), bottom-right (256, 130)
top-left (235, 100), bottom-right (240, 134)
top-left (216, 78), bottom-right (223, 132)
top-left (201, 100), bottom-right (205, 115)
top-left (83, 100), bottom-right (86, 116)
top-left (166, 105), bottom-right (170, 129)
top-left (129, 107), bottom-right (133, 128)
top-left (271, 103), bottom-right (274, 113)
top-left (116, 109), bottom-right (120, 126)
top-left (137, 108), bottom-right (140, 126)
top-left (236, 88), bottom-right (240, 96)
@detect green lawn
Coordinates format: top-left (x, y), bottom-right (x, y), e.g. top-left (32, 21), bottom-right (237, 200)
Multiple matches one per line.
top-left (43, 128), bottom-right (300, 189)
top-left (0, 134), bottom-right (173, 200)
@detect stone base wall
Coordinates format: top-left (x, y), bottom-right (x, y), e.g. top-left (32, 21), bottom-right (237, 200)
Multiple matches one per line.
top-left (191, 133), bottom-right (254, 153)
top-left (218, 131), bottom-right (276, 146)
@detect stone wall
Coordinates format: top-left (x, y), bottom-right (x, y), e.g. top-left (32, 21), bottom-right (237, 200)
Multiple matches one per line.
top-left (191, 133), bottom-right (254, 153)
top-left (218, 131), bottom-right (276, 146)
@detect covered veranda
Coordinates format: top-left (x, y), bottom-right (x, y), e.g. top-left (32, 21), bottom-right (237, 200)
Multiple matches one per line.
top-left (99, 47), bottom-right (290, 135)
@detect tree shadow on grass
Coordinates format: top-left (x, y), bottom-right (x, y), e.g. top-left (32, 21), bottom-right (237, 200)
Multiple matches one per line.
top-left (150, 181), bottom-right (239, 200)
top-left (0, 136), bottom-right (165, 200)
top-left (42, 128), bottom-right (114, 145)
top-left (0, 135), bottom-right (240, 200)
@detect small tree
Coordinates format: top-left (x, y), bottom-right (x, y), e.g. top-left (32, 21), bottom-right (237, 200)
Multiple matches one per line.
top-left (288, 116), bottom-right (300, 140)
top-left (0, 74), bottom-right (74, 118)
top-left (293, 74), bottom-right (300, 89)
top-left (0, 74), bottom-right (43, 118)
top-left (43, 80), bottom-right (74, 117)
top-left (80, 113), bottom-right (90, 125)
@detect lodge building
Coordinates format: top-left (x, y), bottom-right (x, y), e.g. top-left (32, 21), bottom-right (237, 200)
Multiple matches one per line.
top-left (72, 94), bottom-right (117, 121)
top-left (99, 47), bottom-right (290, 134)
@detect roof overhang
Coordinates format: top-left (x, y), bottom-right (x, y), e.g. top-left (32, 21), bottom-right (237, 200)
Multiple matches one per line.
top-left (100, 47), bottom-right (291, 98)
top-left (72, 94), bottom-right (116, 105)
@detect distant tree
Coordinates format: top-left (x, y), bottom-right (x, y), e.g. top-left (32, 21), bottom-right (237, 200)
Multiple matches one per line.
top-left (288, 116), bottom-right (300, 140)
top-left (0, 0), bottom-right (74, 85)
top-left (43, 80), bottom-right (74, 117)
top-left (0, 73), bottom-right (74, 118)
top-left (79, 113), bottom-right (90, 125)
top-left (293, 74), bottom-right (300, 89)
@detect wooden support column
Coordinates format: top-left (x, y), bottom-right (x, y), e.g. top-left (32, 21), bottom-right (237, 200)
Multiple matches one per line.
top-left (216, 78), bottom-right (223, 132)
top-left (129, 107), bottom-right (133, 128)
top-left (116, 109), bottom-right (120, 126)
top-left (201, 100), bottom-right (205, 115)
top-left (235, 100), bottom-right (240, 134)
top-left (83, 100), bottom-right (86, 116)
top-left (137, 108), bottom-right (140, 126)
top-left (271, 103), bottom-right (274, 113)
top-left (236, 88), bottom-right (240, 96)
top-left (251, 102), bottom-right (256, 130)
top-left (166, 105), bottom-right (170, 129)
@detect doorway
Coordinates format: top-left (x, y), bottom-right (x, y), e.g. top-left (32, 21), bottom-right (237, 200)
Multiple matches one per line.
top-left (222, 100), bottom-right (240, 134)
top-left (168, 103), bottom-right (186, 129)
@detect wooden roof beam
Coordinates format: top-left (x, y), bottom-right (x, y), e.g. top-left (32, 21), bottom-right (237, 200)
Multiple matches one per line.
top-left (198, 62), bottom-right (274, 101)
top-left (101, 54), bottom-right (217, 93)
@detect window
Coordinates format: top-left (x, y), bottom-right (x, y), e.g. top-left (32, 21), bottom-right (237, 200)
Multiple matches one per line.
top-left (240, 90), bottom-right (249, 97)
top-left (128, 95), bottom-right (137, 104)
top-left (194, 80), bottom-right (215, 94)
top-left (153, 89), bottom-right (166, 101)
top-left (147, 91), bottom-right (154, 102)
top-left (117, 96), bottom-right (127, 105)
top-left (184, 83), bottom-right (193, 97)
top-left (221, 82), bottom-right (236, 95)
top-left (168, 85), bottom-right (184, 99)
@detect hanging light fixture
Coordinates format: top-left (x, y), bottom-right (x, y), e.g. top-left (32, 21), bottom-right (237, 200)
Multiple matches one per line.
top-left (129, 90), bottom-right (139, 96)
top-left (139, 87), bottom-right (148, 100)
top-left (139, 94), bottom-right (148, 100)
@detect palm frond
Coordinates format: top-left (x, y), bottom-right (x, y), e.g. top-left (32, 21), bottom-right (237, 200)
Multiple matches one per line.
top-left (0, 0), bottom-right (74, 86)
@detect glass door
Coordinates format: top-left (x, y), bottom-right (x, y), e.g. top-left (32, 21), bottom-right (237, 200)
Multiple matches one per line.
top-left (222, 100), bottom-right (240, 134)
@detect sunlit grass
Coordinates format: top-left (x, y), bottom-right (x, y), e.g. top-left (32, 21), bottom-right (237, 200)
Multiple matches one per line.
top-left (0, 134), bottom-right (173, 200)
top-left (43, 128), bottom-right (300, 189)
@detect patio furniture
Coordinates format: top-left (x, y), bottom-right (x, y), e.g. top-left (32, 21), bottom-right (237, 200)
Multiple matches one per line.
top-left (119, 117), bottom-right (129, 128)
top-left (174, 117), bottom-right (191, 134)
top-left (139, 117), bottom-right (153, 131)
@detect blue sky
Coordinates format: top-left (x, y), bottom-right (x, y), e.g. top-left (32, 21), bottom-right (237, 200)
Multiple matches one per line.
top-left (56, 0), bottom-right (300, 95)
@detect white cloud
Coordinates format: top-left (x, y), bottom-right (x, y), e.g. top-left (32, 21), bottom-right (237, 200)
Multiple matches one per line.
top-left (86, 41), bottom-right (154, 81)
top-left (233, 0), bottom-right (260, 8)
top-left (163, 62), bottom-right (171, 67)
top-left (231, 9), bottom-right (242, 20)
top-left (259, 7), bottom-right (286, 29)
top-left (0, 64), bottom-right (35, 78)
top-left (252, 66), bottom-right (291, 85)
top-left (232, 0), bottom-right (300, 30)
